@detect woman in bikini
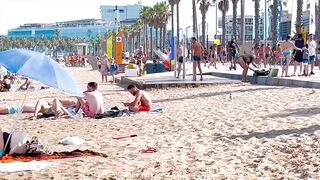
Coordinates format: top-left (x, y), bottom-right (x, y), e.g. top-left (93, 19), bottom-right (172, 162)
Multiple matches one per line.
top-left (258, 44), bottom-right (265, 68)
top-left (236, 54), bottom-right (259, 82)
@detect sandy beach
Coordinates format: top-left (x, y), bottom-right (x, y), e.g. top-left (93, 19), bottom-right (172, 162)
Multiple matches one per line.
top-left (1, 66), bottom-right (320, 179)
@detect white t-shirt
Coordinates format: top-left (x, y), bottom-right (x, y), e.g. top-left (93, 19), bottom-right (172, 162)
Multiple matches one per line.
top-left (308, 40), bottom-right (316, 56)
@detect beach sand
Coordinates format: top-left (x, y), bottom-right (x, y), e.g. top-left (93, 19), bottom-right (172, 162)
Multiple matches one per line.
top-left (1, 67), bottom-right (320, 179)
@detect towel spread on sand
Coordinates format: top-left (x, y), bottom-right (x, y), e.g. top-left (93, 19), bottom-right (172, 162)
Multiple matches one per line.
top-left (0, 150), bottom-right (108, 163)
top-left (0, 160), bottom-right (55, 173)
top-left (94, 108), bottom-right (164, 119)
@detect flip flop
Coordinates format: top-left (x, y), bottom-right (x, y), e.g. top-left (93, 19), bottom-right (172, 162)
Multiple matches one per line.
top-left (112, 134), bottom-right (137, 140)
top-left (141, 147), bottom-right (157, 154)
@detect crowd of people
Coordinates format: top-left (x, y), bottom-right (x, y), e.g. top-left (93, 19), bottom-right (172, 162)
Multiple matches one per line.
top-left (177, 34), bottom-right (320, 82)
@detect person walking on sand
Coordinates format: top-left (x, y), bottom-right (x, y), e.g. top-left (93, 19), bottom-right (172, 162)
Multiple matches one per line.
top-left (281, 35), bottom-right (302, 77)
top-left (191, 37), bottom-right (204, 81)
top-left (208, 45), bottom-right (217, 69)
top-left (292, 34), bottom-right (304, 76)
top-left (228, 37), bottom-right (239, 70)
top-left (109, 58), bottom-right (118, 83)
top-left (176, 43), bottom-right (184, 78)
top-left (235, 54), bottom-right (258, 82)
top-left (100, 54), bottom-right (109, 83)
top-left (123, 84), bottom-right (152, 112)
top-left (307, 34), bottom-right (316, 75)
top-left (265, 43), bottom-right (271, 67)
top-left (258, 44), bottom-right (266, 68)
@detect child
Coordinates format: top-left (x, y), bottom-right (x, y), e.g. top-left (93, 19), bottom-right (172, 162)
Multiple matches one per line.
top-left (301, 45), bottom-right (309, 76)
top-left (109, 58), bottom-right (118, 83)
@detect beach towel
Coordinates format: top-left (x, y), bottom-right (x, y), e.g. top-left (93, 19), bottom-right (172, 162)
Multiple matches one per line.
top-left (0, 160), bottom-right (55, 173)
top-left (94, 108), bottom-right (164, 119)
top-left (0, 149), bottom-right (108, 163)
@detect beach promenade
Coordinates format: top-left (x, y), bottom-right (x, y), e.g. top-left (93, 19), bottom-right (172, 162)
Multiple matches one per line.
top-left (121, 63), bottom-right (320, 89)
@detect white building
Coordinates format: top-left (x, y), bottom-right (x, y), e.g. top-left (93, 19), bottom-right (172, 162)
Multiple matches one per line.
top-left (218, 15), bottom-right (264, 42)
top-left (100, 5), bottom-right (141, 26)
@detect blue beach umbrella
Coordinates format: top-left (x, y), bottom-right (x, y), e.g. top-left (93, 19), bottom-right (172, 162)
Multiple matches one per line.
top-left (0, 49), bottom-right (83, 96)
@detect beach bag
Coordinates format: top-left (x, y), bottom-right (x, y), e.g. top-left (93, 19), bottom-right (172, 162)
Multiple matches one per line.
top-left (9, 130), bottom-right (28, 155)
top-left (254, 69), bottom-right (270, 76)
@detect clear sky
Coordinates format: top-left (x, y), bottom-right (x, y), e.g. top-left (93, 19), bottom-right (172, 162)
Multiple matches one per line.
top-left (0, 0), bottom-right (295, 36)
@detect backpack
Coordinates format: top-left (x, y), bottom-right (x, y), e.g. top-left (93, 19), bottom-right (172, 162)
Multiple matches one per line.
top-left (254, 69), bottom-right (270, 76)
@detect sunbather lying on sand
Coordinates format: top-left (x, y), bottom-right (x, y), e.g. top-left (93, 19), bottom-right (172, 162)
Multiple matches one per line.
top-left (123, 84), bottom-right (152, 112)
top-left (33, 99), bottom-right (76, 119)
top-left (0, 104), bottom-right (35, 115)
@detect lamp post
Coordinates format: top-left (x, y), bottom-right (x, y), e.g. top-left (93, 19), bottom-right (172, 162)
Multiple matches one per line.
top-left (184, 26), bottom-right (191, 79)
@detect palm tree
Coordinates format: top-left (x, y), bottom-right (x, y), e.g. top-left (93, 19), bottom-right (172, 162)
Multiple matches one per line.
top-left (147, 7), bottom-right (155, 57)
top-left (218, 0), bottom-right (229, 45)
top-left (55, 29), bottom-right (61, 39)
top-left (121, 25), bottom-right (130, 52)
top-left (175, 0), bottom-right (181, 50)
top-left (253, 0), bottom-right (260, 47)
top-left (271, 0), bottom-right (278, 49)
top-left (168, 0), bottom-right (176, 49)
top-left (231, 0), bottom-right (239, 39)
top-left (316, 0), bottom-right (320, 39)
top-left (158, 2), bottom-right (170, 50)
top-left (296, 0), bottom-right (303, 35)
top-left (140, 6), bottom-right (152, 58)
top-left (198, 0), bottom-right (214, 47)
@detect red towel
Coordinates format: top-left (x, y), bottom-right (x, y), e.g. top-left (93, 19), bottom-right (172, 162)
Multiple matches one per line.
top-left (0, 150), bottom-right (107, 163)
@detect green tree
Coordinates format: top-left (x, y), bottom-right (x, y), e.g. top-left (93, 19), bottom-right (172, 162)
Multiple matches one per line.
top-left (271, 0), bottom-right (278, 48)
top-left (198, 0), bottom-right (216, 47)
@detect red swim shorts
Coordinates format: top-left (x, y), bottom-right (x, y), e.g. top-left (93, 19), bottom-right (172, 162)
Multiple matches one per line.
top-left (138, 105), bottom-right (151, 112)
top-left (81, 102), bottom-right (95, 118)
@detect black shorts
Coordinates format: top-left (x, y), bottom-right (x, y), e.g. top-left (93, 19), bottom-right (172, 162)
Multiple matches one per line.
top-left (294, 52), bottom-right (303, 62)
top-left (178, 56), bottom-right (183, 63)
top-left (265, 54), bottom-right (270, 59)
top-left (193, 56), bottom-right (201, 61)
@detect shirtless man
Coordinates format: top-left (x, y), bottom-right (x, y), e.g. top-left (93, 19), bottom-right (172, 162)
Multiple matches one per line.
top-left (75, 82), bottom-right (105, 118)
top-left (281, 35), bottom-right (302, 77)
top-left (176, 44), bottom-right (184, 78)
top-left (191, 37), bottom-right (204, 81)
top-left (123, 84), bottom-right (152, 112)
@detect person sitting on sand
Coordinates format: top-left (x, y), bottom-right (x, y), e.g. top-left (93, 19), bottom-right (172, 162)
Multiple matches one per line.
top-left (123, 84), bottom-right (152, 112)
top-left (75, 82), bottom-right (104, 118)
top-left (0, 75), bottom-right (11, 92)
top-left (235, 54), bottom-right (259, 82)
